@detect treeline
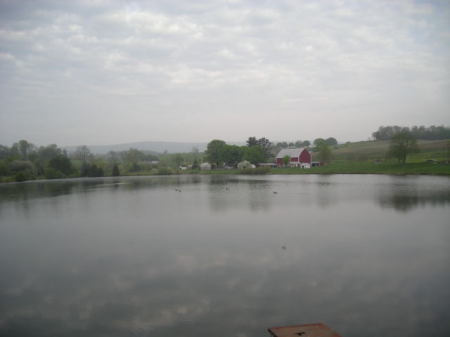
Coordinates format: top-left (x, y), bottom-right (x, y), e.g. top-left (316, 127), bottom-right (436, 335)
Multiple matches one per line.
top-left (0, 140), bottom-right (162, 182)
top-left (206, 138), bottom-right (271, 168)
top-left (206, 136), bottom-right (337, 168)
top-left (373, 125), bottom-right (450, 140)
top-left (271, 137), bottom-right (337, 154)
top-left (0, 140), bottom-right (74, 181)
top-left (1, 134), bottom-right (343, 181)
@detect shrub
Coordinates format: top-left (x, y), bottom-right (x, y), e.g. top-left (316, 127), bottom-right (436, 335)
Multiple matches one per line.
top-left (239, 167), bottom-right (271, 175)
top-left (157, 167), bottom-right (172, 175)
top-left (44, 167), bottom-right (65, 179)
top-left (9, 160), bottom-right (34, 173)
top-left (80, 163), bottom-right (104, 177)
top-left (112, 164), bottom-right (120, 176)
top-left (14, 171), bottom-right (30, 182)
top-left (0, 161), bottom-right (8, 176)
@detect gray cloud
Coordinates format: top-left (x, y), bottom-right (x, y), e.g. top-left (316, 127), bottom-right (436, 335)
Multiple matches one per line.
top-left (1, 0), bottom-right (449, 146)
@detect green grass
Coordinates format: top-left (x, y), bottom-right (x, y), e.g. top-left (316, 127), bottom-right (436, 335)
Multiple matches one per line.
top-left (177, 161), bottom-right (449, 176)
top-left (333, 139), bottom-right (449, 162)
top-left (271, 161), bottom-right (450, 175)
top-left (2, 162), bottom-right (448, 183)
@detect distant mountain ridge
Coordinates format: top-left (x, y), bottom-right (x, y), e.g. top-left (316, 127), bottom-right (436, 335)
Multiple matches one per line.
top-left (65, 141), bottom-right (208, 154)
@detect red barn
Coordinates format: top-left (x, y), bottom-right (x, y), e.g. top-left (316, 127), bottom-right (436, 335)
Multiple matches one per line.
top-left (276, 148), bottom-right (311, 168)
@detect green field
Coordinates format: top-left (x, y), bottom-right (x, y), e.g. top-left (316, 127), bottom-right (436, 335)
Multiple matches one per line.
top-left (271, 161), bottom-right (449, 176)
top-left (148, 161), bottom-right (449, 177)
top-left (332, 139), bottom-right (449, 162)
top-left (194, 139), bottom-right (450, 176)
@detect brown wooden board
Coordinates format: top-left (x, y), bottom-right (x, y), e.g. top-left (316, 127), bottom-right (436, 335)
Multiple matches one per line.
top-left (268, 323), bottom-right (342, 337)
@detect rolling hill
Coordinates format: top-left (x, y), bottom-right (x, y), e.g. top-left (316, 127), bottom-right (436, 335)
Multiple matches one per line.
top-left (65, 141), bottom-right (208, 154)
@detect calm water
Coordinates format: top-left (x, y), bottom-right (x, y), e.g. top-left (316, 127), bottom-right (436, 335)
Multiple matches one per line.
top-left (0, 175), bottom-right (449, 337)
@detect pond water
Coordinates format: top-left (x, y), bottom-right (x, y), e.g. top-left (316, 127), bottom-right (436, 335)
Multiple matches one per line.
top-left (0, 174), bottom-right (449, 337)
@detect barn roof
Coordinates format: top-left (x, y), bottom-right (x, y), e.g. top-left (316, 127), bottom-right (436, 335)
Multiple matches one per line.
top-left (276, 148), bottom-right (307, 159)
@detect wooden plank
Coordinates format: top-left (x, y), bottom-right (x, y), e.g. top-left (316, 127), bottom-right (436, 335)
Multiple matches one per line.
top-left (268, 323), bottom-right (342, 337)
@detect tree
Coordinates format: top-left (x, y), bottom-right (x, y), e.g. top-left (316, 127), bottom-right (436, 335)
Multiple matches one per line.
top-left (48, 154), bottom-right (73, 176)
top-left (191, 147), bottom-right (200, 168)
top-left (0, 145), bottom-right (11, 160)
top-left (73, 145), bottom-right (92, 163)
top-left (0, 161), bottom-right (7, 176)
top-left (9, 160), bottom-right (35, 181)
top-left (246, 137), bottom-right (258, 147)
top-left (372, 125), bottom-right (450, 140)
top-left (315, 140), bottom-right (332, 163)
top-left (446, 140), bottom-right (450, 163)
top-left (325, 137), bottom-right (338, 146)
top-left (222, 145), bottom-right (243, 167)
top-left (372, 126), bottom-right (405, 140)
top-left (106, 151), bottom-right (119, 164)
top-left (192, 158), bottom-right (200, 170)
top-left (313, 138), bottom-right (326, 147)
top-left (9, 160), bottom-right (34, 174)
top-left (206, 140), bottom-right (226, 167)
top-left (256, 137), bottom-right (271, 160)
top-left (121, 148), bottom-right (145, 171)
top-left (294, 140), bottom-right (310, 147)
top-left (245, 137), bottom-right (272, 161)
top-left (37, 144), bottom-right (62, 162)
top-left (282, 155), bottom-right (290, 167)
top-left (112, 164), bottom-right (120, 176)
top-left (80, 163), bottom-right (104, 177)
top-left (174, 154), bottom-right (184, 168)
top-left (243, 146), bottom-right (265, 164)
top-left (276, 142), bottom-right (288, 148)
top-left (388, 131), bottom-right (419, 164)
top-left (12, 140), bottom-right (35, 160)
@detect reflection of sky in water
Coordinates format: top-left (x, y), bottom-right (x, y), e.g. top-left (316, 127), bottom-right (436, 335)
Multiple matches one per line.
top-left (0, 175), bottom-right (449, 337)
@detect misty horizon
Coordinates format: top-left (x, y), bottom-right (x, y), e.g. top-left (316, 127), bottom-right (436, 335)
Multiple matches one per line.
top-left (1, 0), bottom-right (449, 146)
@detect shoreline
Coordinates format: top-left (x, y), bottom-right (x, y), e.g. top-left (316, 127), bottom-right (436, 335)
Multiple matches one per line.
top-left (1, 164), bottom-right (449, 184)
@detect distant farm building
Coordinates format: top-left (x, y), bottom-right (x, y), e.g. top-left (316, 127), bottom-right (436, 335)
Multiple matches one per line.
top-left (200, 162), bottom-right (212, 170)
top-left (258, 162), bottom-right (277, 168)
top-left (276, 148), bottom-right (312, 168)
top-left (237, 160), bottom-right (254, 169)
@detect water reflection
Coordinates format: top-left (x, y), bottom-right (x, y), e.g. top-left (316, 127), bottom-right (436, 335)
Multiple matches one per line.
top-left (0, 176), bottom-right (205, 203)
top-left (1, 239), bottom-right (449, 336)
top-left (2, 175), bottom-right (449, 214)
top-left (207, 176), bottom-right (273, 212)
top-left (376, 177), bottom-right (450, 212)
top-left (314, 176), bottom-right (336, 208)
top-left (0, 175), bottom-right (450, 337)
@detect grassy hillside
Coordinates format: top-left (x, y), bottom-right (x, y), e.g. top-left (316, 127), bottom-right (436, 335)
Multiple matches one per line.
top-left (331, 139), bottom-right (449, 162)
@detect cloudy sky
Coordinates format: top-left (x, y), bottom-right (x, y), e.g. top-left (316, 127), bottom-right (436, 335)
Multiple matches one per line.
top-left (0, 0), bottom-right (449, 146)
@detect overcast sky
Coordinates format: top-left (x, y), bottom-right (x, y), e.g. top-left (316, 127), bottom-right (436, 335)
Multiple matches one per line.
top-left (0, 0), bottom-right (449, 146)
